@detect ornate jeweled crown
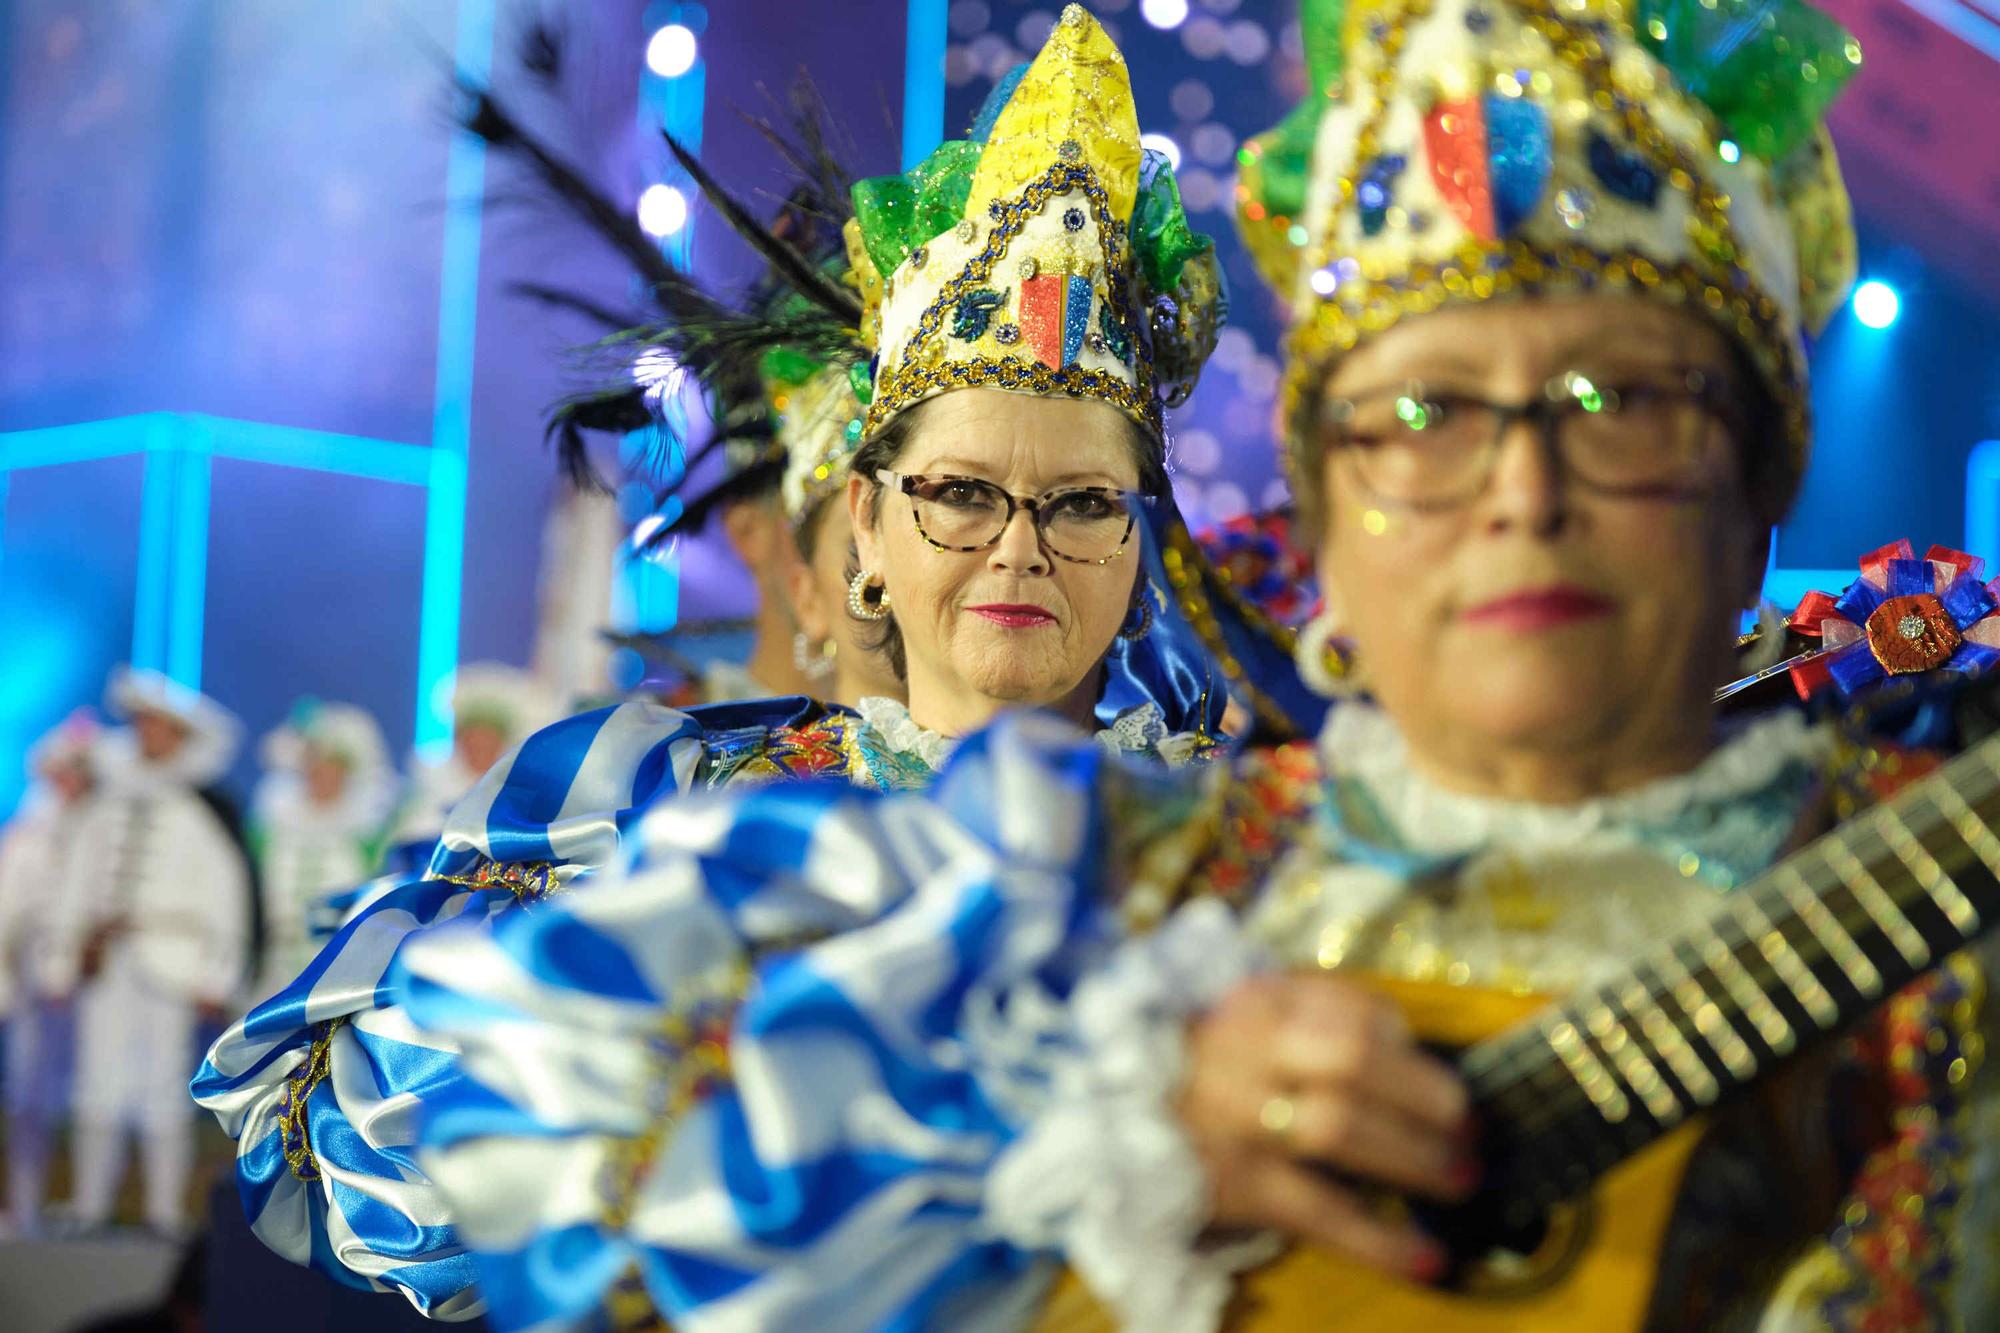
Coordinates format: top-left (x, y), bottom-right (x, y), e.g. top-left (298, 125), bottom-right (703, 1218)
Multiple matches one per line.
top-left (847, 5), bottom-right (1225, 439)
top-left (1238, 0), bottom-right (1861, 482)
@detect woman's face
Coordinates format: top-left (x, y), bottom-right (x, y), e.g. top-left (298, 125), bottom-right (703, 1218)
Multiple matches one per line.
top-left (849, 389), bottom-right (1145, 731)
top-left (454, 721), bottom-right (507, 777)
top-left (788, 499), bottom-right (905, 705)
top-left (303, 746), bottom-right (351, 805)
top-left (47, 760), bottom-right (93, 805)
top-left (1315, 296), bottom-right (1766, 790)
top-left (133, 709), bottom-right (190, 763)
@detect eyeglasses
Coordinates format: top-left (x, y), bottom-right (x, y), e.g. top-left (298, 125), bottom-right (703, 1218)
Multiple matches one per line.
top-left (875, 470), bottom-right (1146, 565)
top-left (1318, 368), bottom-right (1743, 510)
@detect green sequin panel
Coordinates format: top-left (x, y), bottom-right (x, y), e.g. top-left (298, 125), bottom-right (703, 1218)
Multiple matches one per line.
top-left (851, 139), bottom-right (983, 278)
top-left (1300, 0), bottom-right (1348, 99)
top-left (1637, 0), bottom-right (1861, 162)
top-left (1237, 99), bottom-right (1321, 226)
top-left (1130, 151), bottom-right (1211, 295)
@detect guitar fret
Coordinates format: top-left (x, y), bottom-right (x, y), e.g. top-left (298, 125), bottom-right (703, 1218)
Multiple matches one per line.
top-left (1732, 893), bottom-right (1839, 1029)
top-left (1652, 946), bottom-right (1757, 1080)
top-left (1908, 792), bottom-right (1989, 934)
top-left (1822, 840), bottom-right (1931, 970)
top-left (1772, 863), bottom-right (1883, 1000)
top-left (1452, 731), bottom-right (2000, 1228)
top-left (1582, 998), bottom-right (1682, 1124)
top-left (1695, 928), bottom-right (1795, 1055)
top-left (1617, 976), bottom-right (1719, 1105)
top-left (1542, 1017), bottom-right (1631, 1123)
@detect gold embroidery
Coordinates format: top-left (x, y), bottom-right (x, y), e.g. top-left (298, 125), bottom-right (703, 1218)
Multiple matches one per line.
top-left (278, 1017), bottom-right (345, 1184)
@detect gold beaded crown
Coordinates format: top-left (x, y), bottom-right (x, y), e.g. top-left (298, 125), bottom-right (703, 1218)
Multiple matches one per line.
top-left (1237, 0), bottom-right (1861, 482)
top-left (846, 5), bottom-right (1225, 439)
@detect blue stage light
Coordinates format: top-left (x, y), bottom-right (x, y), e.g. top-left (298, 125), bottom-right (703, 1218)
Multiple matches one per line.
top-left (646, 24), bottom-right (698, 78)
top-left (1853, 279), bottom-right (1901, 330)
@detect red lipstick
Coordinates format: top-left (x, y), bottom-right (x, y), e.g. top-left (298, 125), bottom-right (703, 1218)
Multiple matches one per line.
top-left (1459, 584), bottom-right (1615, 632)
top-left (968, 604), bottom-right (1057, 628)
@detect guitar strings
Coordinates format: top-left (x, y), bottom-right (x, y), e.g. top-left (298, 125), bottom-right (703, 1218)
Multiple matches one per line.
top-left (1441, 753), bottom-right (2000, 1170)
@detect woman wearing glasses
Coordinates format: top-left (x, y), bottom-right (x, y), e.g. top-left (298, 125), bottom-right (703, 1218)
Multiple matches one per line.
top-left (397, 1), bottom-right (2000, 1329)
top-left (194, 9), bottom-right (1227, 1318)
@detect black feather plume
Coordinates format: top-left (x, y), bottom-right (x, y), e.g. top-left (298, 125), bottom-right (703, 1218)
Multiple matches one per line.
top-left (517, 17), bottom-right (563, 86)
top-left (662, 132), bottom-right (863, 328)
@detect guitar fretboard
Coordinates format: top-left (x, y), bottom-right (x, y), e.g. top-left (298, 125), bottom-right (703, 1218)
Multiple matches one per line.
top-left (1455, 728), bottom-right (2000, 1231)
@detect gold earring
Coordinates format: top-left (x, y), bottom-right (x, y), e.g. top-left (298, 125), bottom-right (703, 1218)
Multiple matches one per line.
top-left (847, 570), bottom-right (891, 622)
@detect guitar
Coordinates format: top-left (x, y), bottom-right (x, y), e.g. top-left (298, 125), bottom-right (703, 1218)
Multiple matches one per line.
top-left (1037, 702), bottom-right (2000, 1331)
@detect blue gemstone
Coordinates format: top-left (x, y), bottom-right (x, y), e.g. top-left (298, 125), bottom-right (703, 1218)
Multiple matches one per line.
top-left (1356, 153), bottom-right (1407, 237)
top-left (1483, 93), bottom-right (1551, 236)
top-left (1586, 129), bottom-right (1662, 206)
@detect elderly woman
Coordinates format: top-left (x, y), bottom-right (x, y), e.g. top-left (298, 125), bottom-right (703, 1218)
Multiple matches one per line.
top-left (192, 10), bottom-right (1227, 1317)
top-left (392, 1), bottom-right (1999, 1330)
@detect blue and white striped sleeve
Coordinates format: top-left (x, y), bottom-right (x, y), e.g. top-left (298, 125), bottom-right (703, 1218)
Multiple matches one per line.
top-left (191, 701), bottom-right (711, 1317)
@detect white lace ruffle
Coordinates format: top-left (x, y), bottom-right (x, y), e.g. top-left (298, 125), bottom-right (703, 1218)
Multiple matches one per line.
top-left (856, 696), bottom-right (956, 771)
top-left (982, 899), bottom-right (1275, 1333)
top-left (1319, 704), bottom-right (1827, 856)
top-left (862, 697), bottom-right (1202, 772)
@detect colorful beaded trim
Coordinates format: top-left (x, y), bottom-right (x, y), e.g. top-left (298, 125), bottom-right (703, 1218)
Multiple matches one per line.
top-left (428, 858), bottom-right (563, 904)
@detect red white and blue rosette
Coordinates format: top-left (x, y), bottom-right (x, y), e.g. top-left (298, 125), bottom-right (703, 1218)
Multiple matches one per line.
top-left (1788, 540), bottom-right (2000, 699)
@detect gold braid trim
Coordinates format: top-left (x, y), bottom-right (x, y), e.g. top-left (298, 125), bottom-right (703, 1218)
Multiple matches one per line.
top-left (278, 1017), bottom-right (346, 1185)
top-left (593, 962), bottom-right (750, 1327)
top-left (427, 859), bottom-right (563, 903)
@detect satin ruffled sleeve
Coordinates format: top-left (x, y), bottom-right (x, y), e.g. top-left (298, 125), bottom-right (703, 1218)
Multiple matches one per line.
top-left (190, 701), bottom-right (710, 1317)
top-left (395, 712), bottom-right (1241, 1332)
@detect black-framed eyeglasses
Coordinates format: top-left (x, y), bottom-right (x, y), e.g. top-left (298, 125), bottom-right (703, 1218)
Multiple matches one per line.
top-left (1319, 367), bottom-right (1744, 510)
top-left (875, 470), bottom-right (1147, 565)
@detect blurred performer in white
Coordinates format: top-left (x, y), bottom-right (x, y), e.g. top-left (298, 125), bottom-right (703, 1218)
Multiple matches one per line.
top-left (379, 662), bottom-right (558, 875)
top-left (56, 668), bottom-right (249, 1235)
top-left (0, 711), bottom-right (100, 1236)
top-left (250, 701), bottom-right (393, 993)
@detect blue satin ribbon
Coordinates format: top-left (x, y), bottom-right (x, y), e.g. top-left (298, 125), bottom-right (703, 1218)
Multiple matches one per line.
top-left (1098, 498), bottom-right (1229, 738)
top-left (1144, 494), bottom-right (1330, 741)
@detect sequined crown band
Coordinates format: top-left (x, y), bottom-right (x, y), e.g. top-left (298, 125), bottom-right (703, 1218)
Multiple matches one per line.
top-left (1238, 0), bottom-right (1861, 484)
top-left (847, 4), bottom-right (1226, 439)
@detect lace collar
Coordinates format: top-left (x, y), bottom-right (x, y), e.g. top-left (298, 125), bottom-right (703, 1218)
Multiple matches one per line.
top-left (1316, 704), bottom-right (1828, 886)
top-left (856, 697), bottom-right (1206, 773)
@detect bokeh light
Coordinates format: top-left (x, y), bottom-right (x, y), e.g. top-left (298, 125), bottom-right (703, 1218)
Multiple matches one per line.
top-left (1853, 280), bottom-right (1902, 330)
top-left (644, 24), bottom-right (698, 78)
top-left (638, 183), bottom-right (688, 238)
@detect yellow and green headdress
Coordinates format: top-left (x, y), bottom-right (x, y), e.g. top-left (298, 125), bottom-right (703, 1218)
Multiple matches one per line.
top-left (1238, 0), bottom-right (1861, 484)
top-left (847, 4), bottom-right (1227, 439)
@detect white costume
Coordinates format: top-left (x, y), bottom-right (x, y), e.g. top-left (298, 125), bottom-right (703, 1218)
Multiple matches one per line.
top-left (0, 714), bottom-right (99, 1234)
top-left (56, 669), bottom-right (249, 1233)
top-left (382, 662), bottom-right (558, 871)
top-left (251, 703), bottom-right (394, 994)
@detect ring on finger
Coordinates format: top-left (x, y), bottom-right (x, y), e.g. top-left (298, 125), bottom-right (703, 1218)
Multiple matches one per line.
top-left (1259, 1092), bottom-right (1299, 1143)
